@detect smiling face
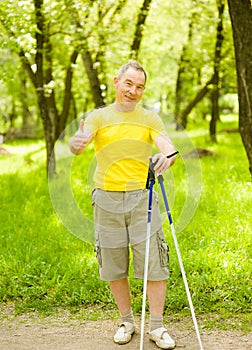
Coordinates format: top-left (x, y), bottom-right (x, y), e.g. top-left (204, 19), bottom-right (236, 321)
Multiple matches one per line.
top-left (113, 67), bottom-right (146, 111)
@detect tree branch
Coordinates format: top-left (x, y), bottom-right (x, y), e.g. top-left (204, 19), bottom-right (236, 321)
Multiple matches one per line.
top-left (178, 76), bottom-right (215, 128)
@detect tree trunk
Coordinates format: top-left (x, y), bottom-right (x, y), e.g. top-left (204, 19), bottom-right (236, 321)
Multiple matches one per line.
top-left (20, 76), bottom-right (31, 129)
top-left (82, 50), bottom-right (105, 108)
top-left (210, 0), bottom-right (225, 142)
top-left (57, 50), bottom-right (79, 139)
top-left (174, 14), bottom-right (195, 121)
top-left (227, 0), bottom-right (252, 175)
top-left (44, 32), bottom-right (58, 141)
top-left (17, 39), bottom-right (55, 174)
top-left (210, 80), bottom-right (219, 142)
top-left (130, 0), bottom-right (152, 59)
top-left (34, 0), bottom-right (55, 175)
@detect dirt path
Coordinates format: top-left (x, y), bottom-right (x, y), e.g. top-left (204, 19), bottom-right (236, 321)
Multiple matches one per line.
top-left (0, 314), bottom-right (251, 350)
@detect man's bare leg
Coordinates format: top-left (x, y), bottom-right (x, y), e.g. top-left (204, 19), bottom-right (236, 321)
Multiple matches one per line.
top-left (109, 279), bottom-right (167, 317)
top-left (110, 278), bottom-right (135, 344)
top-left (147, 280), bottom-right (175, 349)
top-left (109, 277), bottom-right (131, 314)
top-left (147, 280), bottom-right (166, 316)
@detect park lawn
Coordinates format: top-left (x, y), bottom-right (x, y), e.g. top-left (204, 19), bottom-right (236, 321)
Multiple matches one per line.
top-left (0, 116), bottom-right (251, 332)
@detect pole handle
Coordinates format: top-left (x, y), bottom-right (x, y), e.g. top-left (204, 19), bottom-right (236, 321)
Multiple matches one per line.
top-left (166, 151), bottom-right (179, 158)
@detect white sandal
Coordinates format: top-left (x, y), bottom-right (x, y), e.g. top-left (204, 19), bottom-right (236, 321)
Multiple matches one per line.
top-left (149, 327), bottom-right (176, 349)
top-left (113, 322), bottom-right (135, 344)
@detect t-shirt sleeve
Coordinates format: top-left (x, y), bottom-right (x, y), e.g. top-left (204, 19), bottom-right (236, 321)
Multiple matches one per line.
top-left (84, 109), bottom-right (101, 136)
top-left (149, 112), bottom-right (168, 140)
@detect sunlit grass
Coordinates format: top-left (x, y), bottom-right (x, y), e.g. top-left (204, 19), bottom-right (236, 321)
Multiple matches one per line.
top-left (0, 139), bottom-right (46, 174)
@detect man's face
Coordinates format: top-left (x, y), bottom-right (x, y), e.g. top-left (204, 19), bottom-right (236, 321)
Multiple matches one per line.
top-left (114, 67), bottom-right (146, 107)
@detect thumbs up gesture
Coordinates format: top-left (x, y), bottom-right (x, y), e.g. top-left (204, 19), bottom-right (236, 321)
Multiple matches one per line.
top-left (79, 118), bottom-right (84, 132)
top-left (69, 119), bottom-right (93, 155)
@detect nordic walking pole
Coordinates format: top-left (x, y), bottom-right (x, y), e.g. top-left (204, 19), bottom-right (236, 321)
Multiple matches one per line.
top-left (140, 165), bottom-right (155, 350)
top-left (157, 170), bottom-right (204, 350)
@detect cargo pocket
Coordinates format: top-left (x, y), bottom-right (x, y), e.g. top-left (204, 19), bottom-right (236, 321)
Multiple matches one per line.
top-left (156, 230), bottom-right (169, 267)
top-left (94, 239), bottom-right (102, 267)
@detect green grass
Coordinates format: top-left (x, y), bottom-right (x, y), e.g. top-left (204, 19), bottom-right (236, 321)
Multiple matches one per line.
top-left (0, 116), bottom-right (251, 331)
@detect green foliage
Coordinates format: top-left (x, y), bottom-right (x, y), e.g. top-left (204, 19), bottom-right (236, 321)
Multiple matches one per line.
top-left (0, 0), bottom-right (236, 128)
top-left (0, 116), bottom-right (251, 331)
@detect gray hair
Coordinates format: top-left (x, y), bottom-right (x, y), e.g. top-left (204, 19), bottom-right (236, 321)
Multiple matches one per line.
top-left (117, 60), bottom-right (147, 83)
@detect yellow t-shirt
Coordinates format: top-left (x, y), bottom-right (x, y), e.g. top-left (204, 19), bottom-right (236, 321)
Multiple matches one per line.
top-left (85, 104), bottom-right (167, 191)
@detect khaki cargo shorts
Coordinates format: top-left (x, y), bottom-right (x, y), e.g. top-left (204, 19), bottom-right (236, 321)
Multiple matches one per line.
top-left (92, 188), bottom-right (170, 281)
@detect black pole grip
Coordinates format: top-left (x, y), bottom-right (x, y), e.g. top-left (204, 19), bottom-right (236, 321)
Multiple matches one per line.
top-left (146, 159), bottom-right (156, 189)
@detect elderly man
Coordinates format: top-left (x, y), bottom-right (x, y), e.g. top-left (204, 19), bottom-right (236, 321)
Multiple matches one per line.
top-left (69, 60), bottom-right (177, 349)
